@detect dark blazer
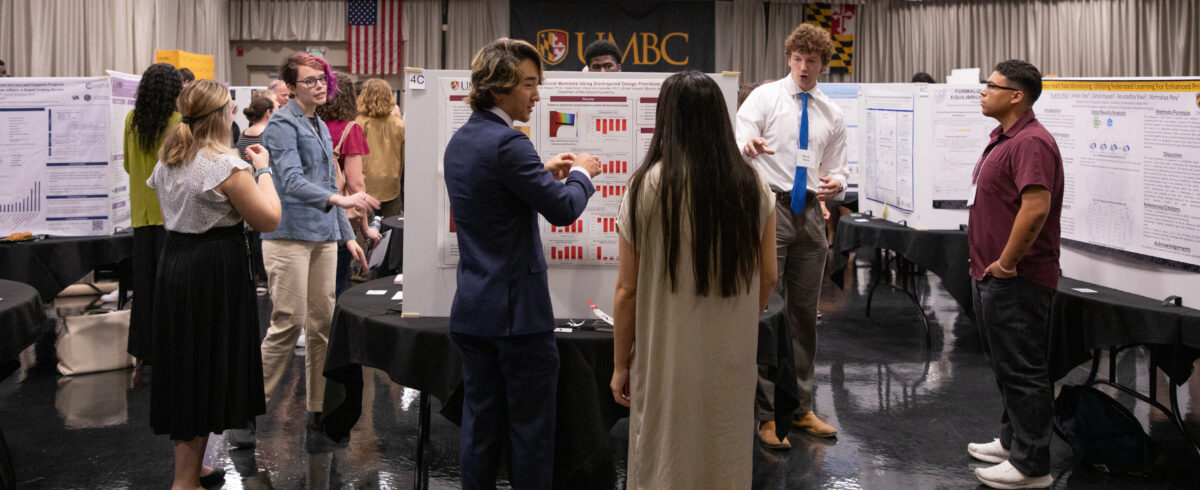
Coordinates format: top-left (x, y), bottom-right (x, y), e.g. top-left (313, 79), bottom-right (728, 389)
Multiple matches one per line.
top-left (444, 110), bottom-right (595, 337)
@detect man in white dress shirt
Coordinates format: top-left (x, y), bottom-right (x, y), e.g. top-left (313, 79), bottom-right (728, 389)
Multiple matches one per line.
top-left (736, 22), bottom-right (848, 449)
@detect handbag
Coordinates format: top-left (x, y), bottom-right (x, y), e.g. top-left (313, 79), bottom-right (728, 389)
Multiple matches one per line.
top-left (56, 309), bottom-right (135, 376)
top-left (332, 121), bottom-right (367, 225)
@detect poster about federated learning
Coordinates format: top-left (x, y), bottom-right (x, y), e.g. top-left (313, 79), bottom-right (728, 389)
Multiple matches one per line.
top-left (1036, 79), bottom-right (1200, 269)
top-left (0, 77), bottom-right (129, 236)
top-left (437, 77), bottom-right (667, 267)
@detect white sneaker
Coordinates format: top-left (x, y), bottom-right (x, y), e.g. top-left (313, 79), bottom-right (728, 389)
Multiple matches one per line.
top-left (968, 438), bottom-right (1011, 464)
top-left (975, 460), bottom-right (1052, 489)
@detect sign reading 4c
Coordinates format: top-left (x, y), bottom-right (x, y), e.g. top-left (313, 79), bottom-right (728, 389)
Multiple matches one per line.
top-left (406, 68), bottom-right (426, 91)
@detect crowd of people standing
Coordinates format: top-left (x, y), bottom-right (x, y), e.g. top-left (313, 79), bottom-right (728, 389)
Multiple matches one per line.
top-left (121, 20), bottom-right (1061, 490)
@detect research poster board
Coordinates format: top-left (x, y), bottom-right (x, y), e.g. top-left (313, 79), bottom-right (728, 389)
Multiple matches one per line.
top-left (861, 84), bottom-right (916, 212)
top-left (230, 86), bottom-right (267, 139)
top-left (405, 70), bottom-right (739, 318)
top-left (0, 77), bottom-right (131, 236)
top-left (822, 83), bottom-right (861, 190)
top-left (106, 71), bottom-right (139, 229)
top-left (929, 85), bottom-right (995, 207)
top-left (1035, 78), bottom-right (1200, 270)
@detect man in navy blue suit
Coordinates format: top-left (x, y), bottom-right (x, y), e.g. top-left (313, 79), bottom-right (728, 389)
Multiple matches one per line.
top-left (443, 38), bottom-right (602, 490)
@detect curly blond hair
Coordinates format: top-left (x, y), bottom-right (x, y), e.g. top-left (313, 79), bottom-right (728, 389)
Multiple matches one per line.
top-left (785, 23), bottom-right (834, 65)
top-left (357, 78), bottom-right (396, 118)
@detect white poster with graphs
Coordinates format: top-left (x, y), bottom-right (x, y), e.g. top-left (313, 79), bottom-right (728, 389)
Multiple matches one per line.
top-left (406, 69), bottom-right (739, 318)
top-left (0, 76), bottom-right (132, 237)
top-left (1035, 78), bottom-right (1200, 270)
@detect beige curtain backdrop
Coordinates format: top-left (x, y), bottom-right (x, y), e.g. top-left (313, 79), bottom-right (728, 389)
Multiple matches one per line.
top-left (721, 0), bottom-right (1198, 84)
top-left (403, 0), bottom-right (445, 69)
top-left (0, 0), bottom-right (231, 80)
top-left (229, 0), bottom-right (347, 42)
top-left (445, 0), bottom-right (509, 69)
top-left (716, 0), bottom-right (773, 84)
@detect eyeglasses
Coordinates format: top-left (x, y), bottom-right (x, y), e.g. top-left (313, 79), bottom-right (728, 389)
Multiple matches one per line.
top-left (984, 81), bottom-right (1020, 92)
top-left (297, 76), bottom-right (328, 88)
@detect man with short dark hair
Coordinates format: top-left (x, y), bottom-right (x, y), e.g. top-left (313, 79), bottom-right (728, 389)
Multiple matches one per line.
top-left (911, 72), bottom-right (936, 83)
top-left (444, 37), bottom-right (602, 489)
top-left (178, 67), bottom-right (195, 86)
top-left (583, 39), bottom-right (622, 72)
top-left (966, 59), bottom-right (1063, 489)
top-left (0, 59), bottom-right (8, 77)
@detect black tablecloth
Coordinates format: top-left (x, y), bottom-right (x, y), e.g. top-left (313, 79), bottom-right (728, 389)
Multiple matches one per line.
top-left (0, 280), bottom-right (48, 380)
top-left (830, 216), bottom-right (972, 312)
top-left (0, 232), bottom-right (134, 300)
top-left (378, 216), bottom-right (404, 275)
top-left (322, 277), bottom-right (796, 485)
top-left (1049, 277), bottom-right (1200, 384)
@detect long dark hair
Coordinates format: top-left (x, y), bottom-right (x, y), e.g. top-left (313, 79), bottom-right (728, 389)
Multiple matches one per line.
top-left (130, 63), bottom-right (183, 152)
top-left (626, 70), bottom-right (762, 297)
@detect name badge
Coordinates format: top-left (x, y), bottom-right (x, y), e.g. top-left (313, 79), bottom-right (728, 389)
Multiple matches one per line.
top-left (967, 184), bottom-right (977, 207)
top-left (796, 149), bottom-right (817, 169)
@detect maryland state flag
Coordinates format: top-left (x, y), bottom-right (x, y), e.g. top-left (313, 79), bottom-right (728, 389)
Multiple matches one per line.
top-left (805, 3), bottom-right (855, 74)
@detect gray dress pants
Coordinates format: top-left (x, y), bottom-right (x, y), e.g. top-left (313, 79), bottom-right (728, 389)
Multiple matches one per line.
top-left (756, 198), bottom-right (826, 421)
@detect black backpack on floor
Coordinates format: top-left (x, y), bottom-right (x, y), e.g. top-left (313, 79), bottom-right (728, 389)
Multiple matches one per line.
top-left (1053, 384), bottom-right (1157, 476)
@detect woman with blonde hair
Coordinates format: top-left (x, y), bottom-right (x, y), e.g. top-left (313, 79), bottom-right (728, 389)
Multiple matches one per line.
top-left (356, 78), bottom-right (406, 217)
top-left (147, 79), bottom-right (281, 489)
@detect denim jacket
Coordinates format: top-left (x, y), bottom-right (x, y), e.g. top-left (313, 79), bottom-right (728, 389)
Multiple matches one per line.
top-left (260, 99), bottom-right (354, 242)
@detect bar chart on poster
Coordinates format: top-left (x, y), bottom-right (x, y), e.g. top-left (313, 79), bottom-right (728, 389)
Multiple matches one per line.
top-left (405, 70), bottom-right (739, 317)
top-left (0, 76), bottom-right (132, 236)
top-left (427, 72), bottom-right (738, 268)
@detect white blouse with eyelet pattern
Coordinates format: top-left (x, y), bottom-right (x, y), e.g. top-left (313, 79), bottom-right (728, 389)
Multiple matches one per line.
top-left (147, 149), bottom-right (252, 234)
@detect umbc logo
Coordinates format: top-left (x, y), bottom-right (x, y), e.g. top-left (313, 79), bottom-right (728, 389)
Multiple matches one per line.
top-left (537, 29), bottom-right (569, 65)
top-left (449, 81), bottom-right (471, 91)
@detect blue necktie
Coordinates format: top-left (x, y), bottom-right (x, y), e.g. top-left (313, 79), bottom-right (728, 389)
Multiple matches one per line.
top-left (791, 92), bottom-right (810, 214)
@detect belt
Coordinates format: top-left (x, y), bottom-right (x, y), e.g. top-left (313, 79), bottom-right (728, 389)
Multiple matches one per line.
top-left (774, 189), bottom-right (817, 210)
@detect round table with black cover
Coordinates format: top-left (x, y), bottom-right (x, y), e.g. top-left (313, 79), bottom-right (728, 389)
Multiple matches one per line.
top-left (322, 277), bottom-right (794, 490)
top-left (0, 279), bottom-right (50, 488)
top-left (0, 232), bottom-right (134, 301)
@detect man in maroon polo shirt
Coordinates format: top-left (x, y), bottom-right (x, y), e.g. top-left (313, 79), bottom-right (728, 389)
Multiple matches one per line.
top-left (965, 59), bottom-right (1064, 489)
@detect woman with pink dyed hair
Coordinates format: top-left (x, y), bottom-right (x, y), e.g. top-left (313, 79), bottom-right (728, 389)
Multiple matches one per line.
top-left (226, 53), bottom-right (380, 449)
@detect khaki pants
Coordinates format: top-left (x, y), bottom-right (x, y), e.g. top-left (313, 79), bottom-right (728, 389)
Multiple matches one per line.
top-left (261, 239), bottom-right (337, 412)
top-left (756, 199), bottom-right (827, 421)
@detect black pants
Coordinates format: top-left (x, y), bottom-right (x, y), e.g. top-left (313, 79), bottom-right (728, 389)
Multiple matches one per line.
top-left (128, 225), bottom-right (166, 361)
top-left (972, 276), bottom-right (1055, 477)
top-left (451, 331), bottom-right (558, 490)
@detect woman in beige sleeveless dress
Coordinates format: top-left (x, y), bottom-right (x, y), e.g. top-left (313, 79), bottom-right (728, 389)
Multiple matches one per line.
top-left (611, 70), bottom-right (778, 489)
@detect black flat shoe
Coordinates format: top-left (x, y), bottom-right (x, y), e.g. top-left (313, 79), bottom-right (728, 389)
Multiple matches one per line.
top-left (199, 467), bottom-right (226, 488)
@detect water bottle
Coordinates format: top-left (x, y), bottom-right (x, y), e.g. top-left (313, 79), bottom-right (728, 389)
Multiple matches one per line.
top-left (370, 215), bottom-right (382, 232)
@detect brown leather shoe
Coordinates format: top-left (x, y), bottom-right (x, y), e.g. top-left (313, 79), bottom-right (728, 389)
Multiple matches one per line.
top-left (757, 421), bottom-right (791, 450)
top-left (794, 411), bottom-right (838, 438)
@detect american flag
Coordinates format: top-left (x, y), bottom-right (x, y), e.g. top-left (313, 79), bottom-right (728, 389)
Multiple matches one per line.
top-left (348, 0), bottom-right (402, 74)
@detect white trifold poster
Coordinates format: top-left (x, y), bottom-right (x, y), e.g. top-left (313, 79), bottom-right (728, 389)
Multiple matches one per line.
top-left (1035, 78), bottom-right (1200, 268)
top-left (0, 76), bottom-right (133, 236)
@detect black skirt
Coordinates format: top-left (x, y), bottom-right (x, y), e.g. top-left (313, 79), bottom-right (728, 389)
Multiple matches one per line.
top-left (150, 224), bottom-right (265, 440)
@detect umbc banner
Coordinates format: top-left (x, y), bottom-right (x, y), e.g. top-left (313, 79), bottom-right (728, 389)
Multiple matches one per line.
top-left (510, 1), bottom-right (715, 72)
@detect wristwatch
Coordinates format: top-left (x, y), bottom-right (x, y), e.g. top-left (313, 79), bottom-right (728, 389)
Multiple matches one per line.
top-left (254, 167), bottom-right (272, 181)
